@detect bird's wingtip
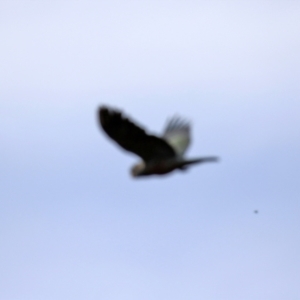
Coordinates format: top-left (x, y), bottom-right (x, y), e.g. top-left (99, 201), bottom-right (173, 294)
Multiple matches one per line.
top-left (97, 105), bottom-right (111, 128)
top-left (98, 105), bottom-right (109, 114)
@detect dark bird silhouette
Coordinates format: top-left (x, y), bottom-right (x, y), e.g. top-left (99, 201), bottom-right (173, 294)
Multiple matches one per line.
top-left (98, 105), bottom-right (218, 177)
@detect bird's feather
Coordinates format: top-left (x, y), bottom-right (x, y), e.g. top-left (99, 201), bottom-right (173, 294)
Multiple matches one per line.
top-left (99, 107), bottom-right (176, 162)
top-left (163, 116), bottom-right (190, 156)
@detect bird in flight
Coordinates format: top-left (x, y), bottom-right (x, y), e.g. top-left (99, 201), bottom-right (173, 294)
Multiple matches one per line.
top-left (98, 105), bottom-right (218, 177)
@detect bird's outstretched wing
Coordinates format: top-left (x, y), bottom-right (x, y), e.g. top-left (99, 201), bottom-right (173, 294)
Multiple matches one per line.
top-left (99, 106), bottom-right (176, 162)
top-left (163, 117), bottom-right (190, 156)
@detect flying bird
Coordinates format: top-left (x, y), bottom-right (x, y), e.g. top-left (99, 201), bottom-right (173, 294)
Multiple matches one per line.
top-left (98, 106), bottom-right (218, 177)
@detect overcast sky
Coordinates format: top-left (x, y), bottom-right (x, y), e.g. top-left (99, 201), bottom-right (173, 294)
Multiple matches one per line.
top-left (1, 1), bottom-right (300, 299)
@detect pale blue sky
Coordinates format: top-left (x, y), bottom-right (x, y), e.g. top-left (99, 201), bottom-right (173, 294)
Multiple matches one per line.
top-left (1, 1), bottom-right (300, 299)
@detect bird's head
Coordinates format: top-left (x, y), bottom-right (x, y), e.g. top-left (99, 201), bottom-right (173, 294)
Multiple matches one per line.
top-left (131, 161), bottom-right (146, 177)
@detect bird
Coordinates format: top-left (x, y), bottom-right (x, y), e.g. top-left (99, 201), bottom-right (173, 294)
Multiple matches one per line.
top-left (98, 105), bottom-right (219, 177)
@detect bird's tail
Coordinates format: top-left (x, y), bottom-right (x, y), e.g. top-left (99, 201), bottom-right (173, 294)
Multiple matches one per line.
top-left (179, 157), bottom-right (219, 170)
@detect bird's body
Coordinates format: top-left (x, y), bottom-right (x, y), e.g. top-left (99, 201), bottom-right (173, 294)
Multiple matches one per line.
top-left (98, 106), bottom-right (218, 177)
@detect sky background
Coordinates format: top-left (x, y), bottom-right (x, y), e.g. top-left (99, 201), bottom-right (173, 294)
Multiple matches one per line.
top-left (1, 1), bottom-right (300, 299)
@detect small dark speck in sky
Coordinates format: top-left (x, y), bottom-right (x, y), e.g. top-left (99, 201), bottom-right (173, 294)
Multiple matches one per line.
top-left (254, 210), bottom-right (259, 214)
